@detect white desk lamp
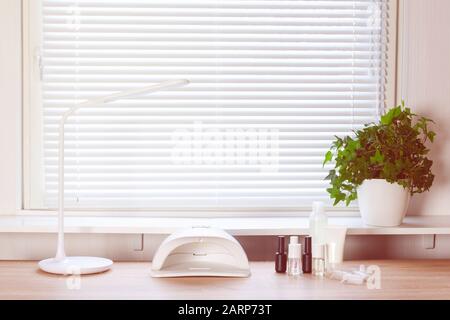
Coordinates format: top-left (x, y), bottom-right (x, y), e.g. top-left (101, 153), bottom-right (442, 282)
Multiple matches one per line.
top-left (39, 79), bottom-right (190, 275)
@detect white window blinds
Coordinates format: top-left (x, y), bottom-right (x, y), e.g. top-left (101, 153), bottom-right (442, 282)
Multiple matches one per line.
top-left (35, 0), bottom-right (390, 210)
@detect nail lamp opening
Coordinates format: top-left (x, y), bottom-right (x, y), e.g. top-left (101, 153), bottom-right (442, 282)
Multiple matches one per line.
top-left (151, 227), bottom-right (251, 278)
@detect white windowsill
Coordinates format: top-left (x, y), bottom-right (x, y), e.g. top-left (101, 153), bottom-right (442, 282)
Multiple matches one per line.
top-left (1, 215), bottom-right (450, 235)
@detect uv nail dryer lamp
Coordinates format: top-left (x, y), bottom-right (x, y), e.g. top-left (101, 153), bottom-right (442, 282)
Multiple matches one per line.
top-left (151, 227), bottom-right (251, 278)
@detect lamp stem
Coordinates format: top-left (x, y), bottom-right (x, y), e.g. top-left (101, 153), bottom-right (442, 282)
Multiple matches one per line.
top-left (55, 116), bottom-right (67, 261)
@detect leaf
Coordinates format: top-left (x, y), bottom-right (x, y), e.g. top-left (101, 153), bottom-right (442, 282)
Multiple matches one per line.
top-left (370, 149), bottom-right (384, 164)
top-left (332, 136), bottom-right (344, 149)
top-left (381, 106), bottom-right (402, 125)
top-left (332, 192), bottom-right (346, 206)
top-left (381, 110), bottom-right (394, 125)
top-left (341, 183), bottom-right (353, 191)
top-left (393, 106), bottom-right (402, 118)
top-left (383, 162), bottom-right (396, 178)
top-left (346, 139), bottom-right (360, 153)
top-left (427, 131), bottom-right (436, 143)
top-left (323, 150), bottom-right (333, 166)
top-left (345, 197), bottom-right (351, 206)
top-left (347, 192), bottom-right (358, 206)
top-left (324, 170), bottom-right (336, 180)
top-left (326, 187), bottom-right (335, 196)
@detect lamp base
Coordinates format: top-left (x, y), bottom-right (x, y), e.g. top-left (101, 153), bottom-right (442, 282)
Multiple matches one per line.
top-left (38, 256), bottom-right (113, 275)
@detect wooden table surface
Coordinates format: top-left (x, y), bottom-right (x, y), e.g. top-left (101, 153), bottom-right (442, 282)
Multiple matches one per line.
top-left (1, 260), bottom-right (450, 300)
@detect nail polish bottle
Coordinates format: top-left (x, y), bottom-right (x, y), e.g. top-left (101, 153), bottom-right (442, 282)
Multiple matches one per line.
top-left (287, 236), bottom-right (302, 276)
top-left (275, 236), bottom-right (287, 273)
top-left (302, 236), bottom-right (312, 274)
top-left (312, 244), bottom-right (326, 277)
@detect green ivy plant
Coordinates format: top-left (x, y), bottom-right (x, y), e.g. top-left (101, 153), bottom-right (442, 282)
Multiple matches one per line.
top-left (323, 102), bottom-right (436, 206)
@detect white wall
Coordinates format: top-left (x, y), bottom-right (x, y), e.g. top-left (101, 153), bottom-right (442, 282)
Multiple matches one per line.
top-left (400, 0), bottom-right (450, 216)
top-left (0, 0), bottom-right (22, 214)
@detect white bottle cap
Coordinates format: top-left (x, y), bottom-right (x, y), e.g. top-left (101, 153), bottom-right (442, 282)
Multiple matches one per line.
top-left (312, 201), bottom-right (325, 214)
top-left (288, 236), bottom-right (301, 259)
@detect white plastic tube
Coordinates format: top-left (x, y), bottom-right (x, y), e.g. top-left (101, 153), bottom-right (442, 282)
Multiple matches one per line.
top-left (325, 225), bottom-right (347, 264)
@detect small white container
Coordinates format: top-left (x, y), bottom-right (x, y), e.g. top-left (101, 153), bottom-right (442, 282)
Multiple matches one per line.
top-left (357, 179), bottom-right (410, 227)
top-left (325, 226), bottom-right (347, 264)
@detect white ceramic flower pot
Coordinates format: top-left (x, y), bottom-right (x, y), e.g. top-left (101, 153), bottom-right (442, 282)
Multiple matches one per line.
top-left (357, 179), bottom-right (410, 227)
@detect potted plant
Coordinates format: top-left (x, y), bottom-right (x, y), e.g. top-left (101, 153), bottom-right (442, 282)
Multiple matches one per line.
top-left (323, 102), bottom-right (435, 226)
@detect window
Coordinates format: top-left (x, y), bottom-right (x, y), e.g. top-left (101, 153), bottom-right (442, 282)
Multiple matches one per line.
top-left (24, 0), bottom-right (395, 213)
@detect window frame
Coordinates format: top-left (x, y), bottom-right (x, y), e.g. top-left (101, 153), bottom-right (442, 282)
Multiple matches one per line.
top-left (21, 0), bottom-right (399, 217)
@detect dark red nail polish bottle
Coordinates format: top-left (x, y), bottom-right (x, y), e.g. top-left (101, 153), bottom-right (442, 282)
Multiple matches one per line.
top-left (302, 236), bottom-right (312, 273)
top-left (275, 236), bottom-right (287, 273)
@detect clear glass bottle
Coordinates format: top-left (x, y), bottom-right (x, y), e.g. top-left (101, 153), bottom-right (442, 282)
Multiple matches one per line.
top-left (288, 256), bottom-right (302, 276)
top-left (287, 236), bottom-right (302, 276)
top-left (312, 244), bottom-right (325, 277)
